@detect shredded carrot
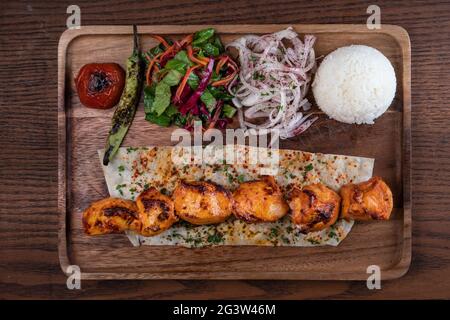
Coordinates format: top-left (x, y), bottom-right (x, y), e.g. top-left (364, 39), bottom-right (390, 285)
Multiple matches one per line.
top-left (215, 56), bottom-right (229, 74)
top-left (157, 69), bottom-right (169, 81)
top-left (160, 39), bottom-right (190, 65)
top-left (159, 47), bottom-right (174, 62)
top-left (179, 34), bottom-right (194, 47)
top-left (174, 65), bottom-right (200, 102)
top-left (211, 62), bottom-right (237, 87)
top-left (211, 74), bottom-right (235, 87)
top-left (187, 46), bottom-right (209, 66)
top-left (146, 52), bottom-right (163, 86)
top-left (150, 35), bottom-right (170, 48)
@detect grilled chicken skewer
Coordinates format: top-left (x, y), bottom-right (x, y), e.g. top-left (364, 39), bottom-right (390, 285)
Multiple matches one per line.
top-left (340, 176), bottom-right (393, 221)
top-left (136, 187), bottom-right (178, 236)
top-left (82, 176), bottom-right (393, 236)
top-left (233, 176), bottom-right (289, 222)
top-left (83, 198), bottom-right (141, 235)
top-left (288, 183), bottom-right (341, 233)
top-left (173, 180), bottom-right (233, 225)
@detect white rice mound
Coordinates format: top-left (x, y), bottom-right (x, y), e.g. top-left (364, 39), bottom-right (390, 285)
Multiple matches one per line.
top-left (312, 45), bottom-right (396, 124)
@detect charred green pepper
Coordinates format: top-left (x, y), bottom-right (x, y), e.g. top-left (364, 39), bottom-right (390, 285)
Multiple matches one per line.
top-left (103, 25), bottom-right (143, 166)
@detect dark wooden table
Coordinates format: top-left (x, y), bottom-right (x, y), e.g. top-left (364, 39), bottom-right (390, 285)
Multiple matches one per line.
top-left (1, 0), bottom-right (449, 299)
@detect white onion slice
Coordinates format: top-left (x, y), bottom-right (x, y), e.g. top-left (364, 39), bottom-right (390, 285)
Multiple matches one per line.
top-left (227, 27), bottom-right (317, 140)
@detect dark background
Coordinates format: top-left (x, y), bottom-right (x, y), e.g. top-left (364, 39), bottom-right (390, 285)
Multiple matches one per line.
top-left (1, 0), bottom-right (449, 299)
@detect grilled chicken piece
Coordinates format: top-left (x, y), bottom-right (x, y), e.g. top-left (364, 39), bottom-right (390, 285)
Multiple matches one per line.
top-left (136, 187), bottom-right (178, 236)
top-left (173, 180), bottom-right (233, 225)
top-left (288, 183), bottom-right (341, 233)
top-left (233, 176), bottom-right (289, 222)
top-left (340, 176), bottom-right (393, 221)
top-left (82, 198), bottom-right (141, 235)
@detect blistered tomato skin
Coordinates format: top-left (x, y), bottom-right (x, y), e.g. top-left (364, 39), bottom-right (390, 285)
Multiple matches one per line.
top-left (75, 63), bottom-right (125, 109)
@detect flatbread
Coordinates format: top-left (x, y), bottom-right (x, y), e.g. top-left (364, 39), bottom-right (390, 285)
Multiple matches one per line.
top-left (98, 145), bottom-right (374, 247)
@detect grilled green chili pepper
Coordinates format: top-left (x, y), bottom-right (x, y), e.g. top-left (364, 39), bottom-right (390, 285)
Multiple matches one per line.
top-left (103, 25), bottom-right (143, 166)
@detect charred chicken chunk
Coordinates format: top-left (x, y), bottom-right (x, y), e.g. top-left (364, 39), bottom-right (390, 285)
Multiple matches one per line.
top-left (233, 176), bottom-right (289, 222)
top-left (82, 198), bottom-right (141, 235)
top-left (340, 176), bottom-right (393, 221)
top-left (173, 180), bottom-right (233, 225)
top-left (288, 183), bottom-right (341, 233)
top-left (136, 187), bottom-right (178, 236)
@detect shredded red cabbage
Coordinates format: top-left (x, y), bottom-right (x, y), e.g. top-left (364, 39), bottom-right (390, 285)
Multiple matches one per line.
top-left (216, 118), bottom-right (230, 129)
top-left (207, 100), bottom-right (224, 129)
top-left (199, 103), bottom-right (211, 119)
top-left (179, 58), bottom-right (214, 115)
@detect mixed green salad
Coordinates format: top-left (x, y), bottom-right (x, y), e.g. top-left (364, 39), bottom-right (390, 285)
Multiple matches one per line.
top-left (143, 28), bottom-right (238, 130)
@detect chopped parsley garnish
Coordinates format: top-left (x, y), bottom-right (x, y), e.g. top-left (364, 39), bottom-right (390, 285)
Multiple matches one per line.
top-left (126, 147), bottom-right (138, 153)
top-left (307, 238), bottom-right (320, 245)
top-left (269, 227), bottom-right (279, 238)
top-left (207, 232), bottom-right (223, 244)
top-left (281, 237), bottom-right (290, 244)
top-left (305, 164), bottom-right (314, 171)
top-left (118, 165), bottom-right (125, 172)
top-left (143, 183), bottom-right (150, 190)
top-left (129, 187), bottom-right (137, 194)
top-left (115, 183), bottom-right (126, 196)
top-left (237, 174), bottom-right (245, 183)
top-left (328, 230), bottom-right (337, 239)
top-left (252, 72), bottom-right (265, 81)
top-left (185, 236), bottom-right (202, 247)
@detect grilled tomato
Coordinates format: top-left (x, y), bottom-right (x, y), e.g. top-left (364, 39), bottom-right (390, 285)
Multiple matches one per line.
top-left (75, 63), bottom-right (125, 109)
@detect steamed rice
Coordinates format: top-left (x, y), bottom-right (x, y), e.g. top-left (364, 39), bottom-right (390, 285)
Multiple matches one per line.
top-left (312, 45), bottom-right (396, 124)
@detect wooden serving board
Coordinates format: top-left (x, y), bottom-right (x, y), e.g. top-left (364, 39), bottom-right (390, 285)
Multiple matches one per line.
top-left (58, 25), bottom-right (411, 280)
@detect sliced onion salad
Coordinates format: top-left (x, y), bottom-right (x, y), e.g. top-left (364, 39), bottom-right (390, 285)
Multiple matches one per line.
top-left (227, 27), bottom-right (318, 141)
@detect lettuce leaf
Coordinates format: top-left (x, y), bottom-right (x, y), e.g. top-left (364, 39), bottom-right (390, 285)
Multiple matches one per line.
top-left (153, 82), bottom-right (171, 116)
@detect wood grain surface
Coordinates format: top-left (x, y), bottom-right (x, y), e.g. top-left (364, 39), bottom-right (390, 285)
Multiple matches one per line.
top-left (58, 24), bottom-right (411, 280)
top-left (1, 0), bottom-right (449, 299)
